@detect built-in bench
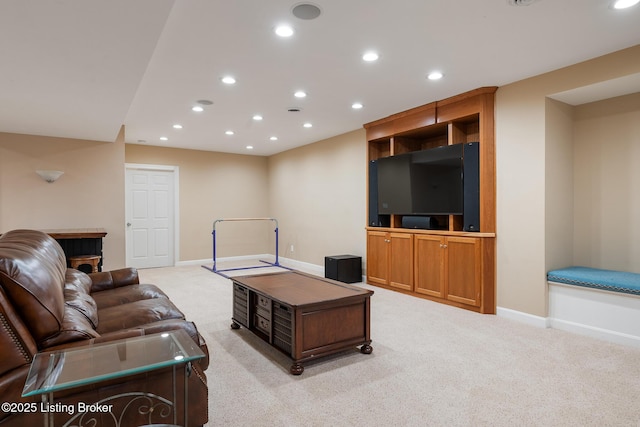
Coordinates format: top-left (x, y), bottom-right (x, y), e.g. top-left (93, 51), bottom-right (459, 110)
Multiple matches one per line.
top-left (547, 266), bottom-right (640, 348)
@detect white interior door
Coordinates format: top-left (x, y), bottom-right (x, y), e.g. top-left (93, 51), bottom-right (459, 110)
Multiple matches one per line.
top-left (125, 166), bottom-right (176, 268)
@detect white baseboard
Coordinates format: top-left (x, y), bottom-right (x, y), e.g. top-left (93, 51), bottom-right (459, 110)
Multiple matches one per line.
top-left (496, 306), bottom-right (549, 328)
top-left (548, 317), bottom-right (640, 348)
top-left (274, 256), bottom-right (324, 277)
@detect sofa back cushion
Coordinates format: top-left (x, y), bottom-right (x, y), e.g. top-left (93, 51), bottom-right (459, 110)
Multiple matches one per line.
top-left (64, 269), bottom-right (99, 329)
top-left (0, 230), bottom-right (66, 344)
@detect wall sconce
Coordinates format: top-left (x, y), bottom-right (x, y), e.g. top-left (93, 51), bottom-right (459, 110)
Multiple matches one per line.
top-left (36, 170), bottom-right (64, 183)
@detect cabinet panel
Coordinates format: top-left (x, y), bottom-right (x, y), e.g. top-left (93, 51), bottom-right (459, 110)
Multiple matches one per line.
top-left (389, 233), bottom-right (413, 291)
top-left (393, 107), bottom-right (436, 135)
top-left (414, 235), bottom-right (445, 298)
top-left (366, 231), bottom-right (413, 291)
top-left (366, 231), bottom-right (389, 286)
top-left (446, 237), bottom-right (481, 307)
top-left (367, 121), bottom-right (395, 141)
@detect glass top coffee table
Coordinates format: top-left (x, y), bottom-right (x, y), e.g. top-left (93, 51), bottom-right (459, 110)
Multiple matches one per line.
top-left (22, 329), bottom-right (205, 427)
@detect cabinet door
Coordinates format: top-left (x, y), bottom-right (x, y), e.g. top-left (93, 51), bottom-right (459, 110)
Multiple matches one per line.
top-left (445, 237), bottom-right (481, 307)
top-left (366, 231), bottom-right (389, 286)
top-left (414, 235), bottom-right (445, 298)
top-left (389, 233), bottom-right (413, 291)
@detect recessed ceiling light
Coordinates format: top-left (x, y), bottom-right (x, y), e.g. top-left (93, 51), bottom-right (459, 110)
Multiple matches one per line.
top-left (294, 90), bottom-right (307, 98)
top-left (303, 122), bottom-right (313, 128)
top-left (160, 137), bottom-right (168, 141)
top-left (362, 51), bottom-right (379, 62)
top-left (221, 76), bottom-right (236, 85)
top-left (352, 102), bottom-right (363, 109)
top-left (173, 124), bottom-right (183, 129)
top-left (612, 0), bottom-right (639, 8)
top-left (197, 99), bottom-right (213, 105)
top-left (270, 136), bottom-right (278, 141)
top-left (253, 114), bottom-right (263, 121)
top-left (192, 106), bottom-right (204, 112)
top-left (225, 130), bottom-right (234, 135)
top-left (275, 25), bottom-right (294, 37)
top-left (427, 71), bottom-right (444, 80)
top-left (246, 145), bottom-right (254, 150)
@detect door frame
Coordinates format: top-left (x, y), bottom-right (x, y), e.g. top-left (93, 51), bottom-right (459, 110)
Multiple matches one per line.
top-left (125, 163), bottom-right (180, 267)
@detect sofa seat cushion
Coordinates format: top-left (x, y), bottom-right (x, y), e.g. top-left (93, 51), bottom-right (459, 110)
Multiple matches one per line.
top-left (92, 284), bottom-right (169, 310)
top-left (547, 266), bottom-right (640, 295)
top-left (96, 298), bottom-right (185, 335)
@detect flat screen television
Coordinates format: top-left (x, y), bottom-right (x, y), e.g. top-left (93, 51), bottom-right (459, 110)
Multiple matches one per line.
top-left (377, 143), bottom-right (464, 216)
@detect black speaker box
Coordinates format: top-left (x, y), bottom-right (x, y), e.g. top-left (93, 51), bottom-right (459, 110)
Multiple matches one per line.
top-left (325, 255), bottom-right (362, 283)
top-left (401, 216), bottom-right (438, 230)
top-left (368, 160), bottom-right (390, 227)
top-left (463, 142), bottom-right (480, 232)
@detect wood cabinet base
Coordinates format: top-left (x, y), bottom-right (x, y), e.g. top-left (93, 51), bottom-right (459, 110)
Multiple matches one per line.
top-left (367, 229), bottom-right (495, 314)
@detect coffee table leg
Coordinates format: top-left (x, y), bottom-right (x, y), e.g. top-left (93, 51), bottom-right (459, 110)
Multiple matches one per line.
top-left (290, 363), bottom-right (304, 375)
top-left (360, 344), bottom-right (373, 354)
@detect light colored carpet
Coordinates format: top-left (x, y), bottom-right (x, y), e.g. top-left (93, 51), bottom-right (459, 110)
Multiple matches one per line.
top-left (139, 264), bottom-right (640, 427)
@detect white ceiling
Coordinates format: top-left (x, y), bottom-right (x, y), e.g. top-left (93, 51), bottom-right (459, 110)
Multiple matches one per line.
top-left (1, 0), bottom-right (639, 156)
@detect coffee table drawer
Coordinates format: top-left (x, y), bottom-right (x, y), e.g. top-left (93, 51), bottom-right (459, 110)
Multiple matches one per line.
top-left (255, 314), bottom-right (270, 335)
top-left (256, 294), bottom-right (271, 312)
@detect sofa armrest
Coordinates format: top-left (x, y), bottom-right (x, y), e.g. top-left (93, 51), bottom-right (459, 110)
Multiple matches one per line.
top-left (89, 268), bottom-right (139, 293)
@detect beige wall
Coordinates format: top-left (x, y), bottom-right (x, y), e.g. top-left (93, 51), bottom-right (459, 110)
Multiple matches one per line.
top-left (545, 98), bottom-right (574, 273)
top-left (0, 131), bottom-right (126, 269)
top-left (3, 44), bottom-right (639, 322)
top-left (496, 45), bottom-right (640, 317)
top-left (573, 92), bottom-right (640, 272)
top-left (125, 144), bottom-right (270, 262)
top-left (268, 129), bottom-right (367, 267)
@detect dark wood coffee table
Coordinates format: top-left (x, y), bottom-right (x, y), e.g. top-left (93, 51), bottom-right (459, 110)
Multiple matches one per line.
top-left (230, 270), bottom-right (373, 374)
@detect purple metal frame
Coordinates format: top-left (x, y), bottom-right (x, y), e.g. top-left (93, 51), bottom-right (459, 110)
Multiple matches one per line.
top-left (201, 217), bottom-right (290, 278)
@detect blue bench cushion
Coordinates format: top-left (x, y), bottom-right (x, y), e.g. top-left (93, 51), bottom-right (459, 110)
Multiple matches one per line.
top-left (547, 266), bottom-right (640, 296)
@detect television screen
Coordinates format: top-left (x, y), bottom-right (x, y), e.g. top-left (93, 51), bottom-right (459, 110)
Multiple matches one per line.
top-left (411, 144), bottom-right (463, 214)
top-left (411, 159), bottom-right (463, 215)
top-left (377, 144), bottom-right (464, 216)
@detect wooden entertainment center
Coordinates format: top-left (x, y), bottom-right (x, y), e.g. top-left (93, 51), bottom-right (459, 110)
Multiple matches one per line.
top-left (364, 87), bottom-right (496, 314)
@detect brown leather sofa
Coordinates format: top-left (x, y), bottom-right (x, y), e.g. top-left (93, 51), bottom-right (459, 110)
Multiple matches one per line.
top-left (0, 229), bottom-right (209, 426)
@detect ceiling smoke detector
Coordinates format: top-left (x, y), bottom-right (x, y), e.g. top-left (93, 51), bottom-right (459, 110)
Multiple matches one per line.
top-left (292, 3), bottom-right (322, 20)
top-left (508, 0), bottom-right (540, 5)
